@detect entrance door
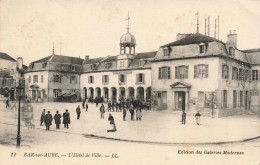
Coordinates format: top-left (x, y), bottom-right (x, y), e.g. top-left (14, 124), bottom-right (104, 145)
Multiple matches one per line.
top-left (32, 90), bottom-right (36, 100)
top-left (177, 92), bottom-right (185, 110)
top-left (10, 90), bottom-right (15, 100)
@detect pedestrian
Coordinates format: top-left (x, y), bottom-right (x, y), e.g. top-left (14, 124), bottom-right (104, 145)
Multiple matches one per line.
top-left (44, 111), bottom-right (52, 131)
top-left (195, 111), bottom-right (201, 125)
top-left (76, 105), bottom-right (81, 120)
top-left (86, 102), bottom-right (88, 112)
top-left (130, 107), bottom-right (135, 121)
top-left (107, 113), bottom-right (117, 132)
top-left (182, 110), bottom-right (186, 125)
top-left (112, 102), bottom-right (115, 112)
top-left (123, 107), bottom-right (127, 121)
top-left (54, 111), bottom-right (61, 129)
top-left (63, 109), bottom-right (70, 129)
top-left (136, 108), bottom-right (142, 121)
top-left (6, 99), bottom-right (9, 108)
top-left (40, 109), bottom-right (46, 126)
top-left (82, 99), bottom-right (85, 109)
top-left (100, 104), bottom-right (105, 119)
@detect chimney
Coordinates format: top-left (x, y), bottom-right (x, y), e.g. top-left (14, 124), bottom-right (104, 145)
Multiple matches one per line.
top-left (176, 33), bottom-right (188, 40)
top-left (85, 55), bottom-right (89, 61)
top-left (17, 57), bottom-right (23, 70)
top-left (227, 30), bottom-right (237, 48)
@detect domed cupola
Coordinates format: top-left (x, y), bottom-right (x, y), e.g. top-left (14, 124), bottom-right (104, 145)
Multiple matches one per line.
top-left (120, 13), bottom-right (136, 55)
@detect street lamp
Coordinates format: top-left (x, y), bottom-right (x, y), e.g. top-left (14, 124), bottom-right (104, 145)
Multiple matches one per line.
top-left (16, 83), bottom-right (24, 148)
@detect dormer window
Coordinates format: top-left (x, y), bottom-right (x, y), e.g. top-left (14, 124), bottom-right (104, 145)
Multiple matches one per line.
top-left (105, 62), bottom-right (111, 69)
top-left (90, 64), bottom-right (97, 70)
top-left (29, 63), bottom-right (34, 69)
top-left (120, 61), bottom-right (125, 68)
top-left (71, 65), bottom-right (75, 71)
top-left (42, 62), bottom-right (47, 68)
top-left (229, 47), bottom-right (235, 56)
top-left (163, 47), bottom-right (169, 56)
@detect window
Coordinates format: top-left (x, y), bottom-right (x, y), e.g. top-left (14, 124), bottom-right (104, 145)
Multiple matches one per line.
top-left (53, 89), bottom-right (61, 98)
top-left (158, 67), bottom-right (171, 79)
top-left (70, 76), bottom-right (77, 84)
top-left (175, 66), bottom-right (188, 79)
top-left (222, 64), bottom-right (229, 79)
top-left (105, 63), bottom-right (111, 69)
top-left (88, 76), bottom-right (94, 83)
top-left (233, 90), bottom-right (237, 108)
top-left (194, 64), bottom-right (208, 78)
top-left (239, 68), bottom-right (243, 81)
top-left (245, 70), bottom-right (249, 81)
top-left (29, 63), bottom-right (34, 69)
top-left (252, 70), bottom-right (259, 81)
top-left (163, 48), bottom-right (169, 56)
top-left (29, 76), bottom-right (31, 83)
top-left (10, 79), bottom-right (15, 85)
top-left (119, 74), bottom-right (125, 84)
top-left (71, 65), bottom-right (75, 71)
top-left (136, 73), bottom-right (145, 84)
top-left (53, 75), bottom-right (62, 83)
top-left (229, 47), bottom-right (234, 56)
top-left (41, 75), bottom-right (44, 83)
top-left (120, 61), bottom-right (125, 68)
top-left (139, 60), bottom-right (146, 67)
top-left (232, 67), bottom-right (239, 80)
top-left (42, 62), bottom-right (47, 68)
top-left (33, 75), bottom-right (38, 83)
top-left (102, 75), bottom-right (109, 84)
top-left (199, 45), bottom-right (205, 53)
top-left (90, 64), bottom-right (96, 70)
top-left (240, 91), bottom-right (243, 106)
top-left (2, 79), bottom-right (7, 86)
top-left (223, 90), bottom-right (227, 108)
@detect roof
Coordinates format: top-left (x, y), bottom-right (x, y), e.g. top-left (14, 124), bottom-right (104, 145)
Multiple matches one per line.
top-left (0, 52), bottom-right (16, 61)
top-left (245, 51), bottom-right (260, 65)
top-left (83, 57), bottom-right (104, 64)
top-left (32, 54), bottom-right (83, 65)
top-left (135, 51), bottom-right (157, 59)
top-left (161, 33), bottom-right (225, 47)
top-left (170, 82), bottom-right (192, 88)
top-left (242, 48), bottom-right (260, 53)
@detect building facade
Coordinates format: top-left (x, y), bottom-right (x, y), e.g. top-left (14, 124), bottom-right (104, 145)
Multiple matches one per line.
top-left (80, 30), bottom-right (155, 102)
top-left (24, 54), bottom-right (83, 102)
top-left (0, 52), bottom-right (26, 101)
top-left (151, 32), bottom-right (256, 117)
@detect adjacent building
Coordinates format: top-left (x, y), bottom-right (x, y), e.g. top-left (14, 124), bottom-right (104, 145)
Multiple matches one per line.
top-left (0, 52), bottom-right (26, 101)
top-left (151, 31), bottom-right (258, 117)
top-left (24, 53), bottom-right (83, 102)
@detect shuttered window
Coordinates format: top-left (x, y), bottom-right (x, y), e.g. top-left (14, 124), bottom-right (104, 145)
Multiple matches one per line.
top-left (194, 64), bottom-right (208, 78)
top-left (159, 67), bottom-right (170, 79)
top-left (175, 66), bottom-right (188, 79)
top-left (222, 64), bottom-right (229, 79)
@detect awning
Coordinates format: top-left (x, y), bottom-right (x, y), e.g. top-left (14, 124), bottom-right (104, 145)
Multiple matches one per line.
top-left (30, 84), bottom-right (39, 89)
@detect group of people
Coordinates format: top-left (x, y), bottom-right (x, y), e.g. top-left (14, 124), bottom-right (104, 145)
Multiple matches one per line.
top-left (40, 109), bottom-right (71, 130)
top-left (181, 110), bottom-right (201, 125)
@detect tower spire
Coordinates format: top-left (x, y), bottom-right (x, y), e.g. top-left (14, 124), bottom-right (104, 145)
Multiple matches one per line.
top-left (195, 11), bottom-right (199, 33)
top-left (126, 12), bottom-right (130, 33)
top-left (52, 42), bottom-right (55, 55)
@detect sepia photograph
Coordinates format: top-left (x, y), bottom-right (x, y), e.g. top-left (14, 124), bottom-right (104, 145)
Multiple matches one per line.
top-left (0, 0), bottom-right (259, 164)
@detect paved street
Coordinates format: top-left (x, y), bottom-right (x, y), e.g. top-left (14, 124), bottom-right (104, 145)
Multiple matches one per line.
top-left (0, 101), bottom-right (259, 146)
top-left (0, 101), bottom-right (260, 165)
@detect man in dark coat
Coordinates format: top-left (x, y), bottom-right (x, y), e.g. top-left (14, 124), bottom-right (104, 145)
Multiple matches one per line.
top-left (123, 107), bottom-right (127, 121)
top-left (108, 102), bottom-right (111, 112)
top-left (63, 109), bottom-right (70, 129)
top-left (130, 107), bottom-right (135, 121)
top-left (44, 111), bottom-right (53, 131)
top-left (76, 105), bottom-right (81, 120)
top-left (6, 99), bottom-right (9, 108)
top-left (54, 111), bottom-right (62, 129)
top-left (112, 102), bottom-right (115, 112)
top-left (40, 109), bottom-right (46, 126)
top-left (86, 102), bottom-right (88, 112)
top-left (82, 99), bottom-right (85, 109)
top-left (182, 110), bottom-right (186, 125)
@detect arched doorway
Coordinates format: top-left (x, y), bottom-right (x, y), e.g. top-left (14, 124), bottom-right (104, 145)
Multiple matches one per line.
top-left (136, 86), bottom-right (144, 101)
top-left (146, 87), bottom-right (151, 102)
top-left (102, 87), bottom-right (109, 102)
top-left (88, 87), bottom-right (94, 100)
top-left (95, 87), bottom-right (101, 98)
top-left (119, 87), bottom-right (125, 100)
top-left (110, 87), bottom-right (117, 102)
top-left (83, 87), bottom-right (87, 100)
top-left (127, 87), bottom-right (135, 99)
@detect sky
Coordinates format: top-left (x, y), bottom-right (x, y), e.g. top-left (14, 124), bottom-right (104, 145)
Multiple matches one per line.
top-left (0, 0), bottom-right (260, 65)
